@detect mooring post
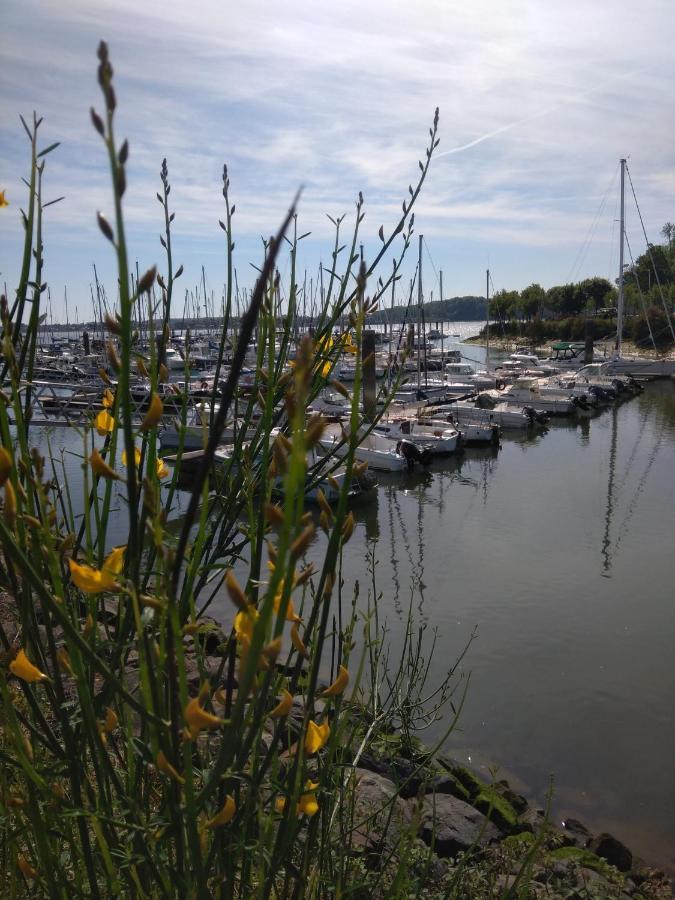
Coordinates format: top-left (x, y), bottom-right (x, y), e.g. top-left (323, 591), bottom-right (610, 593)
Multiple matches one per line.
top-left (585, 336), bottom-right (594, 363)
top-left (362, 329), bottom-right (377, 422)
top-left (83, 331), bottom-right (90, 356)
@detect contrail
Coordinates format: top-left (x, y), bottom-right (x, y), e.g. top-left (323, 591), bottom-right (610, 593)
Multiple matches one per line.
top-left (436, 69), bottom-right (639, 159)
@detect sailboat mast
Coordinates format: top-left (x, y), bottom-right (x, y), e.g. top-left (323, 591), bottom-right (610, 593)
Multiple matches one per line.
top-left (417, 234), bottom-right (423, 390)
top-left (486, 268), bottom-right (490, 366)
top-left (615, 158), bottom-right (626, 354)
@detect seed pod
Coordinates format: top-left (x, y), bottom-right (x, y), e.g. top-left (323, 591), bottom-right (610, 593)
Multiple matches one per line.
top-left (264, 503), bottom-right (284, 525)
top-left (158, 364), bottom-right (169, 384)
top-left (175, 264), bottom-right (184, 279)
top-left (262, 636), bottom-right (282, 663)
top-left (104, 313), bottom-right (121, 335)
top-left (106, 341), bottom-right (121, 373)
top-left (116, 165), bottom-right (126, 198)
top-left (136, 356), bottom-right (149, 377)
top-left (316, 489), bottom-right (333, 519)
top-left (90, 107), bottom-right (104, 135)
top-left (97, 211), bottom-right (114, 243)
top-left (118, 139), bottom-right (129, 164)
top-left (341, 511), bottom-right (355, 543)
top-left (294, 563), bottom-right (315, 588)
top-left (290, 524), bottom-right (315, 560)
top-left (330, 380), bottom-right (350, 400)
top-left (265, 539), bottom-right (278, 565)
top-left (3, 481), bottom-right (17, 529)
top-left (304, 415), bottom-right (327, 447)
top-left (352, 461), bottom-right (368, 478)
top-left (272, 435), bottom-right (288, 475)
top-left (225, 569), bottom-right (249, 611)
top-left (98, 367), bottom-right (111, 385)
top-left (137, 266), bottom-right (157, 294)
top-left (319, 510), bottom-right (331, 535)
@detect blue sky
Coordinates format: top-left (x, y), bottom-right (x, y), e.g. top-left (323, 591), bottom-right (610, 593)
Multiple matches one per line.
top-left (1, 0), bottom-right (674, 321)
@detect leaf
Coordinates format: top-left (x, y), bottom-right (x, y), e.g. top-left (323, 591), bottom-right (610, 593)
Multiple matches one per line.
top-left (19, 114), bottom-right (32, 140)
top-left (43, 196), bottom-right (65, 208)
top-left (37, 142), bottom-right (60, 158)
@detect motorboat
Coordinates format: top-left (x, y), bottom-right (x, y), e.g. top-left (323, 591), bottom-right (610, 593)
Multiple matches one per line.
top-left (318, 422), bottom-right (409, 472)
top-left (373, 417), bottom-right (461, 455)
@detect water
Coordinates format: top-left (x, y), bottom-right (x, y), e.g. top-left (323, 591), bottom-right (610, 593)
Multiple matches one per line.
top-left (29, 323), bottom-right (675, 872)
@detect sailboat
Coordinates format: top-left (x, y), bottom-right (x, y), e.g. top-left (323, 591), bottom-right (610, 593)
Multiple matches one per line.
top-left (604, 159), bottom-right (675, 378)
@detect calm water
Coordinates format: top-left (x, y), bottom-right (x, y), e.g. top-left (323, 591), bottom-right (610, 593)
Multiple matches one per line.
top-left (30, 323), bottom-right (675, 872)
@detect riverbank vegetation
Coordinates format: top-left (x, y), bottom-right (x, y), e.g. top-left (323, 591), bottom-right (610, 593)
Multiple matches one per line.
top-left (1, 43), bottom-right (672, 898)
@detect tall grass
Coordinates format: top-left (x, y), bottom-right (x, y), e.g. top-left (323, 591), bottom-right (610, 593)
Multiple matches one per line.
top-left (0, 41), bottom-right (475, 899)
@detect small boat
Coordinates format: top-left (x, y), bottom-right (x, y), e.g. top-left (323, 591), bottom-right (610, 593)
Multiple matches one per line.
top-left (318, 422), bottom-right (409, 472)
top-left (373, 417), bottom-right (461, 455)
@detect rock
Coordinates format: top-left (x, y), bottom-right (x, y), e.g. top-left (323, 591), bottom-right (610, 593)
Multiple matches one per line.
top-left (589, 832), bottom-right (633, 872)
top-left (561, 816), bottom-right (591, 848)
top-left (194, 616), bottom-right (229, 656)
top-left (520, 806), bottom-right (546, 834)
top-left (346, 768), bottom-right (414, 852)
top-left (495, 779), bottom-right (529, 815)
top-left (426, 773), bottom-right (470, 803)
top-left (418, 794), bottom-right (500, 858)
top-left (355, 753), bottom-right (426, 798)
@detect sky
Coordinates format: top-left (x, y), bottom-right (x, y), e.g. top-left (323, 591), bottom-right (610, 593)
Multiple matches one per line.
top-left (1, 0), bottom-right (674, 322)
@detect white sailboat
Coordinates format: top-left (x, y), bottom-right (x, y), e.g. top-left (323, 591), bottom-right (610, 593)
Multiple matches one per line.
top-left (604, 159), bottom-right (675, 378)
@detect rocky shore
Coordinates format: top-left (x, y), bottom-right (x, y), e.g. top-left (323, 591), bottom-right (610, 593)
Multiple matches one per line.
top-left (3, 600), bottom-right (673, 899)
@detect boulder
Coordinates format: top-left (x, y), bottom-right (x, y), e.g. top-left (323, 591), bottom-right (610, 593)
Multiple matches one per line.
top-left (589, 832), bottom-right (633, 873)
top-left (418, 794), bottom-right (500, 858)
top-left (345, 768), bottom-right (414, 852)
top-left (561, 816), bottom-right (592, 848)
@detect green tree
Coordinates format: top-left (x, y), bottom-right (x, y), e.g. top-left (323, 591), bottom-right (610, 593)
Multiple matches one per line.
top-left (520, 283), bottom-right (545, 320)
top-left (489, 288), bottom-right (520, 322)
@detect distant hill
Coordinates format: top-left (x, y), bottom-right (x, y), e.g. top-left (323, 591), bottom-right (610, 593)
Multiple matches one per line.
top-left (368, 295), bottom-right (487, 324)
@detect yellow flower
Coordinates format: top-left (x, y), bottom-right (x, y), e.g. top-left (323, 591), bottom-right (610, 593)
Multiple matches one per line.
top-left (273, 590), bottom-right (301, 623)
top-left (156, 750), bottom-right (184, 784)
top-left (141, 393), bottom-right (163, 431)
top-left (269, 689), bottom-right (293, 719)
top-left (298, 781), bottom-right (320, 817)
top-left (0, 446), bottom-right (12, 486)
top-left (103, 545), bottom-right (125, 575)
top-left (101, 388), bottom-right (115, 409)
top-left (94, 409), bottom-right (115, 436)
top-left (68, 546), bottom-right (124, 594)
top-left (184, 691), bottom-right (226, 739)
top-left (156, 458), bottom-right (170, 479)
top-left (0, 191), bottom-right (9, 208)
top-left (9, 649), bottom-right (48, 683)
top-left (291, 623), bottom-right (309, 660)
top-left (276, 781), bottom-right (320, 817)
top-left (320, 360), bottom-right (332, 378)
top-left (205, 794), bottom-right (236, 828)
top-left (90, 447), bottom-right (121, 480)
top-left (121, 446), bottom-right (141, 468)
top-left (322, 664), bottom-right (349, 698)
top-left (304, 719), bottom-right (330, 755)
top-left (234, 606), bottom-right (259, 643)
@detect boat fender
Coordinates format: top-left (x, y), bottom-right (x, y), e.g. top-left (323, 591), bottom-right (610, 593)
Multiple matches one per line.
top-left (495, 379), bottom-right (507, 391)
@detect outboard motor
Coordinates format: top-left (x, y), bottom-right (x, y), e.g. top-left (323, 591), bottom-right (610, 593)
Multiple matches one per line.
top-left (523, 405), bottom-right (549, 427)
top-left (571, 394), bottom-right (590, 411)
top-left (397, 439), bottom-right (432, 470)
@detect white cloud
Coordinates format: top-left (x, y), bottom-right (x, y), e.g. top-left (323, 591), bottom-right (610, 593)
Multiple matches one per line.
top-left (1, 0), bottom-right (674, 318)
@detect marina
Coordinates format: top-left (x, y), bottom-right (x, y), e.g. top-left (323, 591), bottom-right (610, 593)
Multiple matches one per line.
top-left (20, 318), bottom-right (675, 875)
